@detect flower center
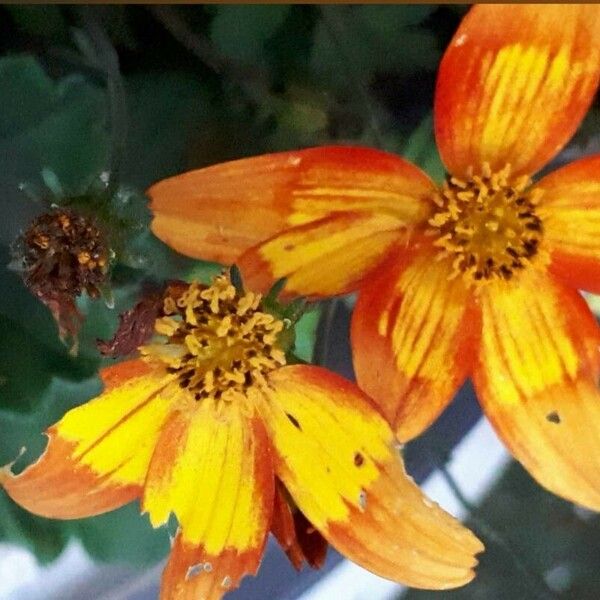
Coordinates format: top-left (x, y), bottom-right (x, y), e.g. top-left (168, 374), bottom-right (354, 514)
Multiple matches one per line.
top-left (141, 276), bottom-right (286, 403)
top-left (428, 164), bottom-right (544, 283)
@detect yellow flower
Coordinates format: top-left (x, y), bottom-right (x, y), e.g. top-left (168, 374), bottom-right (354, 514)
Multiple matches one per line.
top-left (1, 275), bottom-right (482, 599)
top-left (148, 5), bottom-right (600, 510)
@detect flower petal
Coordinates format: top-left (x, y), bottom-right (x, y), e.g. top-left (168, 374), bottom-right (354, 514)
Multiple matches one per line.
top-left (239, 212), bottom-right (404, 297)
top-left (352, 249), bottom-right (479, 441)
top-left (1, 360), bottom-right (174, 519)
top-left (435, 4), bottom-right (600, 178)
top-left (473, 269), bottom-right (600, 509)
top-left (143, 402), bottom-right (274, 599)
top-left (160, 534), bottom-right (263, 600)
top-left (536, 155), bottom-right (600, 293)
top-left (149, 146), bottom-right (434, 265)
top-left (259, 365), bottom-right (483, 590)
top-left (271, 481), bottom-right (328, 571)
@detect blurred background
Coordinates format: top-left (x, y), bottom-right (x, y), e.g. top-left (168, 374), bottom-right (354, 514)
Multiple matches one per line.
top-left (0, 4), bottom-right (599, 599)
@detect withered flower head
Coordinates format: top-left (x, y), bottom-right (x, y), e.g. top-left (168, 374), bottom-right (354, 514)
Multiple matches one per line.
top-left (14, 208), bottom-right (110, 348)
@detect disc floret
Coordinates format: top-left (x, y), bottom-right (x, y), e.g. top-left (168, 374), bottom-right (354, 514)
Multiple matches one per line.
top-left (141, 276), bottom-right (287, 404)
top-left (428, 163), bottom-right (544, 284)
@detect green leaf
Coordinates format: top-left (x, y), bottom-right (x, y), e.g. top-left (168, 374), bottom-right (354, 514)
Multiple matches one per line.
top-left (0, 55), bottom-right (109, 246)
top-left (121, 72), bottom-right (213, 189)
top-left (70, 503), bottom-right (170, 567)
top-left (0, 491), bottom-right (68, 564)
top-left (5, 6), bottom-right (68, 43)
top-left (310, 6), bottom-right (441, 88)
top-left (293, 306), bottom-right (321, 363)
top-left (0, 316), bottom-right (57, 413)
top-left (403, 114), bottom-right (445, 183)
top-left (210, 6), bottom-right (291, 63)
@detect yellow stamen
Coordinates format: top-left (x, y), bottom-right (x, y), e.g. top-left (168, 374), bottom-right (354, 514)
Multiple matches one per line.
top-left (142, 276), bottom-right (286, 403)
top-left (428, 163), bottom-right (545, 285)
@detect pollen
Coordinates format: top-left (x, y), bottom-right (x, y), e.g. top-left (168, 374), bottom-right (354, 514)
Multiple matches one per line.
top-left (428, 163), bottom-right (544, 284)
top-left (140, 276), bottom-right (287, 403)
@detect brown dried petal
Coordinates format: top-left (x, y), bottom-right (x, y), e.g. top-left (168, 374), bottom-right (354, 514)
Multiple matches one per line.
top-left (98, 291), bottom-right (163, 357)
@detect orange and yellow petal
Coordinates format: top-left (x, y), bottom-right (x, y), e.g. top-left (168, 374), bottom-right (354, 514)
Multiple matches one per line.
top-left (535, 154), bottom-right (600, 294)
top-left (143, 401), bottom-right (274, 598)
top-left (473, 268), bottom-right (600, 510)
top-left (259, 365), bottom-right (483, 590)
top-left (239, 212), bottom-right (405, 298)
top-left (1, 360), bottom-right (174, 519)
top-left (435, 4), bottom-right (600, 178)
top-left (149, 146), bottom-right (434, 266)
top-left (352, 249), bottom-right (479, 442)
top-left (271, 481), bottom-right (328, 571)
top-left (160, 534), bottom-right (263, 600)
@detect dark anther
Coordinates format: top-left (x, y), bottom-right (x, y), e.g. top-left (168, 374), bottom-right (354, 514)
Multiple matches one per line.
top-left (474, 271), bottom-right (483, 280)
top-left (231, 360), bottom-right (242, 370)
top-left (286, 413), bottom-right (302, 430)
top-left (244, 372), bottom-right (253, 385)
top-left (525, 221), bottom-right (541, 231)
top-left (167, 366), bottom-right (179, 374)
top-left (354, 452), bottom-right (365, 467)
top-left (214, 390), bottom-right (222, 400)
top-left (485, 257), bottom-right (494, 268)
top-left (506, 247), bottom-right (519, 258)
top-left (546, 411), bottom-right (561, 424)
top-left (179, 378), bottom-right (190, 389)
top-left (500, 265), bottom-right (513, 279)
top-left (515, 198), bottom-right (525, 206)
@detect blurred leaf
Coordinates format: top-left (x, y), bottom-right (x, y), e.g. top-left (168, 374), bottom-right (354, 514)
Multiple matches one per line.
top-left (354, 5), bottom-right (437, 33)
top-left (70, 503), bottom-right (169, 567)
top-left (311, 6), bottom-right (440, 88)
top-left (403, 113), bottom-right (445, 182)
top-left (5, 6), bottom-right (68, 42)
top-left (0, 316), bottom-right (57, 413)
top-left (0, 491), bottom-right (68, 564)
top-left (0, 55), bottom-right (109, 244)
top-left (294, 307), bottom-right (321, 363)
top-left (210, 5), bottom-right (291, 63)
top-left (121, 72), bottom-right (213, 189)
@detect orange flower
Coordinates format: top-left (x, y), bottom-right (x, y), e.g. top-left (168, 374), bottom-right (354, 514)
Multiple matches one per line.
top-left (1, 275), bottom-right (482, 599)
top-left (148, 5), bottom-right (600, 510)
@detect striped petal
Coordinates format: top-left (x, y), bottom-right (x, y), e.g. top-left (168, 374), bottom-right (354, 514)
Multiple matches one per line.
top-left (435, 4), bottom-right (600, 178)
top-left (143, 402), bottom-right (274, 600)
top-left (536, 155), bottom-right (600, 293)
top-left (474, 268), bottom-right (600, 510)
top-left (352, 249), bottom-right (479, 442)
top-left (149, 146), bottom-right (434, 266)
top-left (1, 360), bottom-right (174, 519)
top-left (258, 365), bottom-right (483, 590)
top-left (239, 212), bottom-right (404, 297)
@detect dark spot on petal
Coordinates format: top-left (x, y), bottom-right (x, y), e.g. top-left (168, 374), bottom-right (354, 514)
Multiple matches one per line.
top-left (286, 413), bottom-right (301, 430)
top-left (284, 244), bottom-right (295, 251)
top-left (354, 452), bottom-right (364, 467)
top-left (546, 411), bottom-right (561, 424)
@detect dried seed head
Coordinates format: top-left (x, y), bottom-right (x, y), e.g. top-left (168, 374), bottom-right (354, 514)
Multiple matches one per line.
top-left (13, 208), bottom-right (110, 349)
top-left (17, 208), bottom-right (109, 300)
